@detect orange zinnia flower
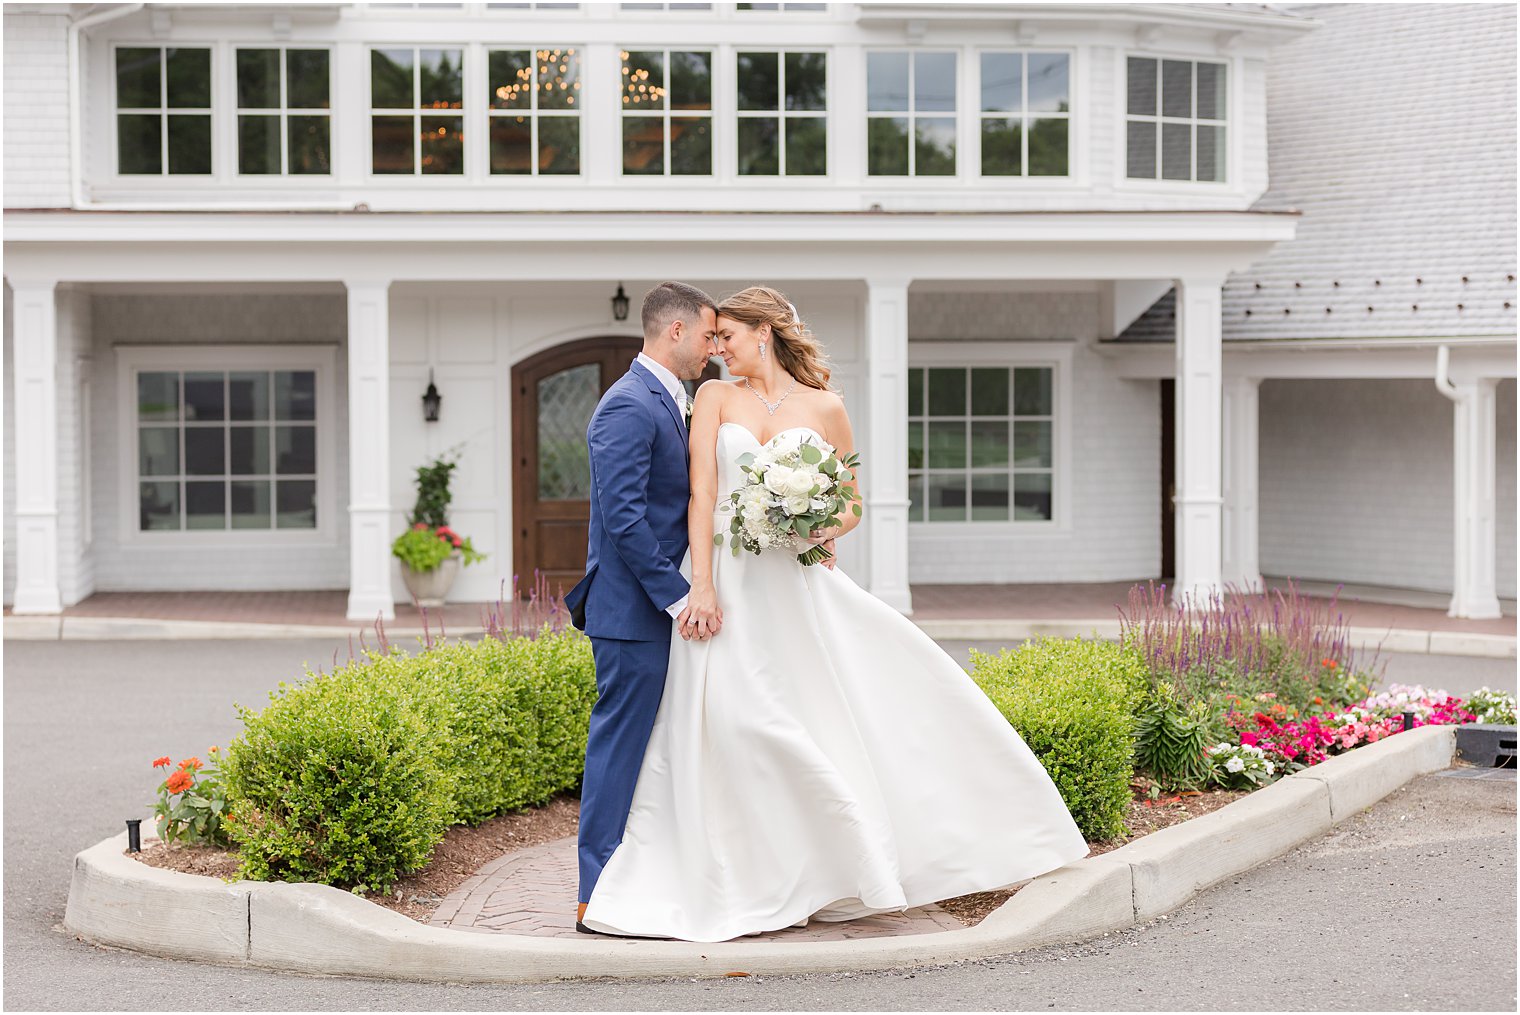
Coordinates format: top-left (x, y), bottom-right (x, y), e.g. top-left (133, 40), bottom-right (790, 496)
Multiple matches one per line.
top-left (152, 756), bottom-right (171, 769)
top-left (165, 770), bottom-right (194, 794)
top-left (178, 756), bottom-right (203, 771)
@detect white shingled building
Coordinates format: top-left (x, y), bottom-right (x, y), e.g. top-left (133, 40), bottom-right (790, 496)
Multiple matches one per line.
top-left (3, 2), bottom-right (1514, 621)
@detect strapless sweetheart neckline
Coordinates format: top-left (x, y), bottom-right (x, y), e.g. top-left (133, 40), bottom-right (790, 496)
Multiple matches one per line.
top-left (717, 420), bottom-right (825, 446)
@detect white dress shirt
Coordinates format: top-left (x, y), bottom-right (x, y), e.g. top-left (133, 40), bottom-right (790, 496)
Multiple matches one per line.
top-left (635, 352), bottom-right (690, 621)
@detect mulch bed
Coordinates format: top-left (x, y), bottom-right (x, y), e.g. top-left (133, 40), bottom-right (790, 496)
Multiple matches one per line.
top-left (131, 782), bottom-right (1249, 929)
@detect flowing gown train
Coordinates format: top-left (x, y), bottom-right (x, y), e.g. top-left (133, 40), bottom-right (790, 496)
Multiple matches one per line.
top-left (580, 422), bottom-right (1090, 942)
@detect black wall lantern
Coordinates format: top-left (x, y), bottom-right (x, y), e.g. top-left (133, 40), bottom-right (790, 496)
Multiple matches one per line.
top-left (422, 368), bottom-right (442, 422)
top-left (611, 282), bottom-right (630, 322)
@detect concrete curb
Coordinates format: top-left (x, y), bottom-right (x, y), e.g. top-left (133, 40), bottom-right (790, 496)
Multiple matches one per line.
top-left (10, 613), bottom-right (1513, 658)
top-left (63, 724), bottom-right (1456, 983)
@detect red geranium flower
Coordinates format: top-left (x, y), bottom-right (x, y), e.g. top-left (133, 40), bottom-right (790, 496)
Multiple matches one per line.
top-left (152, 756), bottom-right (171, 769)
top-left (165, 770), bottom-right (194, 794)
top-left (413, 522), bottom-right (427, 531)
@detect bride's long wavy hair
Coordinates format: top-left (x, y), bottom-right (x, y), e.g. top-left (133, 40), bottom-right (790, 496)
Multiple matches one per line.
top-left (717, 286), bottom-right (835, 393)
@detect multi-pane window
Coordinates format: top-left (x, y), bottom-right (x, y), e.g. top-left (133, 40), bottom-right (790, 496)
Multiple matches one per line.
top-left (907, 366), bottom-right (1054, 523)
top-left (235, 48), bottom-right (332, 175)
top-left (1126, 56), bottom-right (1226, 182)
top-left (738, 3), bottom-right (828, 9)
top-left (136, 369), bottom-right (317, 531)
top-left (621, 49), bottom-right (713, 175)
top-left (114, 46), bottom-right (211, 175)
top-left (979, 52), bottom-right (1070, 177)
top-left (621, 2), bottom-right (711, 8)
top-left (736, 51), bottom-right (826, 176)
top-left (487, 3), bottom-right (579, 8)
top-left (488, 48), bottom-right (581, 174)
top-left (370, 47), bottom-right (464, 174)
top-left (867, 51), bottom-right (956, 176)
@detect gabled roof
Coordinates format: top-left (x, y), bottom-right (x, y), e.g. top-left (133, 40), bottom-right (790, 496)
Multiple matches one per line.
top-left (1124, 2), bottom-right (1517, 343)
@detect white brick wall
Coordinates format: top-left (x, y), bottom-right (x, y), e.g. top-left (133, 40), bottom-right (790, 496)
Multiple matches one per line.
top-left (86, 293), bottom-right (351, 592)
top-left (1259, 377), bottom-right (1517, 600)
top-left (907, 291), bottom-right (1159, 584)
top-left (4, 12), bottom-right (72, 209)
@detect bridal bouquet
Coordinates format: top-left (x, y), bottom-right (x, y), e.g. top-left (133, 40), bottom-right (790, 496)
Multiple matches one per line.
top-left (716, 432), bottom-right (862, 566)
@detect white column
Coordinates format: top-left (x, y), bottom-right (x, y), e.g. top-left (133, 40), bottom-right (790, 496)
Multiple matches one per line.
top-left (1449, 378), bottom-right (1501, 619)
top-left (1171, 275), bottom-right (1226, 610)
top-left (346, 279), bottom-right (395, 621)
top-left (864, 277), bottom-right (913, 614)
top-left (1222, 374), bottom-right (1264, 594)
top-left (10, 279), bottom-right (63, 614)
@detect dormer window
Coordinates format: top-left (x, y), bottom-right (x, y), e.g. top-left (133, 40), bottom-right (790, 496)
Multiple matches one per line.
top-left (1125, 56), bottom-right (1226, 182)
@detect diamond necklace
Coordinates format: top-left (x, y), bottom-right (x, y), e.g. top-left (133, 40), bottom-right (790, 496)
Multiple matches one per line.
top-left (745, 376), bottom-right (797, 416)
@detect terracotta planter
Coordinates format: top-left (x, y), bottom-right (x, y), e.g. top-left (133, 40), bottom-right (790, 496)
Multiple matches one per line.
top-left (400, 551), bottom-right (462, 607)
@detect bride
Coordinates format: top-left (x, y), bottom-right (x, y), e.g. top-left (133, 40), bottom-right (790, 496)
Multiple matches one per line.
top-left (579, 286), bottom-right (1090, 942)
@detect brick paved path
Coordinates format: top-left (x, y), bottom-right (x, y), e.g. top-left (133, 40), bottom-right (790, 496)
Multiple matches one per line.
top-left (428, 837), bottom-right (966, 941)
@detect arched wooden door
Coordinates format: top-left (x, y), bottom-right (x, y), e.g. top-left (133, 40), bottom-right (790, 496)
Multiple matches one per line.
top-left (512, 338), bottom-right (641, 595)
top-left (511, 339), bottom-right (721, 595)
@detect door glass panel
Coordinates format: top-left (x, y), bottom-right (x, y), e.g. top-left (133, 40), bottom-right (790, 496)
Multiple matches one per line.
top-left (537, 363), bottom-right (600, 499)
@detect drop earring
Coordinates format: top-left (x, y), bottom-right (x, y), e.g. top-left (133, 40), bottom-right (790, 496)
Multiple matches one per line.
top-left (759, 342), bottom-right (767, 361)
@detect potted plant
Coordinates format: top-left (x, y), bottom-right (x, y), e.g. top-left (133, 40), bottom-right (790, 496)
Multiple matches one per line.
top-left (392, 450), bottom-right (486, 606)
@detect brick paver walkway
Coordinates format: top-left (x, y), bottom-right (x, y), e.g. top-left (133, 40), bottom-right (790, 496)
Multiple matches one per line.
top-left (428, 836), bottom-right (966, 942)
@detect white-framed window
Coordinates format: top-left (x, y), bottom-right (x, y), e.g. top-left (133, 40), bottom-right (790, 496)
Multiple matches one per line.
top-left (487, 47), bottom-right (582, 174)
top-left (736, 50), bottom-right (827, 176)
top-left (906, 357), bottom-right (1061, 524)
top-left (620, 2), bottom-right (711, 9)
top-left (866, 50), bottom-right (956, 177)
top-left (235, 47), bottom-right (332, 175)
top-left (978, 51), bottom-right (1070, 177)
top-left (1125, 55), bottom-right (1226, 182)
top-left (370, 46), bottom-right (465, 174)
top-left (113, 44), bottom-right (212, 175)
top-left (737, 3), bottom-right (828, 10)
top-left (117, 345), bottom-right (337, 543)
top-left (620, 48), bottom-right (713, 175)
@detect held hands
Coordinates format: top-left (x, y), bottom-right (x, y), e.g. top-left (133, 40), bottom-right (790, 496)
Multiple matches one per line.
top-left (677, 579), bottom-right (723, 640)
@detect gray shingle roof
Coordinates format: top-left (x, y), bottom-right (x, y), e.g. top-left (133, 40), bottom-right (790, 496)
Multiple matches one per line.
top-left (1123, 2), bottom-right (1517, 343)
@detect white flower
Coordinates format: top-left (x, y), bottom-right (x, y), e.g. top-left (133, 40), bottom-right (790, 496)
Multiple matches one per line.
top-left (742, 501), bottom-right (767, 523)
top-left (1264, 760), bottom-right (1275, 774)
top-left (763, 465), bottom-right (794, 495)
top-left (785, 494), bottom-right (812, 515)
top-left (784, 470), bottom-right (816, 497)
top-left (757, 531), bottom-right (773, 549)
top-left (1224, 756), bottom-right (1245, 773)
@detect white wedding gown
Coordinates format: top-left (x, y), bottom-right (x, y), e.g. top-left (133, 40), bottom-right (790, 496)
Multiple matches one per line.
top-left (580, 422), bottom-right (1090, 942)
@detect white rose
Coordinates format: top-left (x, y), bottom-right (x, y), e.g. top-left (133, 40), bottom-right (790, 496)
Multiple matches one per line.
top-left (785, 494), bottom-right (812, 515)
top-left (763, 464), bottom-right (794, 494)
top-left (785, 470), bottom-right (816, 497)
top-left (1224, 756), bottom-right (1245, 773)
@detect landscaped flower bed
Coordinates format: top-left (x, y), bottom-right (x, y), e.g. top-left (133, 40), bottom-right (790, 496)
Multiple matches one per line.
top-left (126, 576), bottom-right (1510, 934)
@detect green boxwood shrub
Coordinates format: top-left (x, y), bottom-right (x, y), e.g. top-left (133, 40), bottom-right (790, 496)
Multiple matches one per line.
top-left (971, 636), bottom-right (1148, 841)
top-left (223, 627), bottom-right (596, 893)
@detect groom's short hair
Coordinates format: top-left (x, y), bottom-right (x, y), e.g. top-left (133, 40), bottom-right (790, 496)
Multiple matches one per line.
top-left (642, 281), bottom-right (717, 340)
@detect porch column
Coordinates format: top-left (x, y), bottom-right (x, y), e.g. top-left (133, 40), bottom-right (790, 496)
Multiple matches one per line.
top-left (864, 277), bottom-right (913, 614)
top-left (1222, 375), bottom-right (1264, 594)
top-left (10, 279), bottom-right (63, 614)
top-left (345, 279), bottom-right (395, 621)
top-left (1448, 377), bottom-right (1501, 619)
top-left (1172, 275), bottom-right (1227, 609)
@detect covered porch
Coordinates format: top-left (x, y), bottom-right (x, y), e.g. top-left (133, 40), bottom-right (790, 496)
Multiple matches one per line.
top-left (5, 209), bottom-right (1298, 620)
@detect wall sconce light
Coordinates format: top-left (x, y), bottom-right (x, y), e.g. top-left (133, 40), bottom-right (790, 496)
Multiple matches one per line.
top-left (611, 282), bottom-right (630, 322)
top-left (422, 368), bottom-right (441, 422)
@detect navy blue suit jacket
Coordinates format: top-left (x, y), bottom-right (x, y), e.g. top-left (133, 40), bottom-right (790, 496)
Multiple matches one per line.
top-left (564, 359), bottom-right (691, 641)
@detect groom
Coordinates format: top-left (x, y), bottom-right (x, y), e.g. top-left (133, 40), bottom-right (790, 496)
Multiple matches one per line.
top-left (563, 281), bottom-right (721, 930)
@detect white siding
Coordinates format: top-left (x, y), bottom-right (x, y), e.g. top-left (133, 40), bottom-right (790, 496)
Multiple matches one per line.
top-left (3, 12), bottom-right (72, 209)
top-left (1259, 377), bottom-right (1516, 600)
top-left (87, 292), bottom-right (351, 591)
top-left (2, 282), bottom-right (14, 605)
top-left (908, 291), bottom-right (1159, 584)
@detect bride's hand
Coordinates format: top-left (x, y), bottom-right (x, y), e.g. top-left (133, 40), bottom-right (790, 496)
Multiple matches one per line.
top-left (681, 579), bottom-right (723, 640)
top-left (806, 525), bottom-right (841, 546)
